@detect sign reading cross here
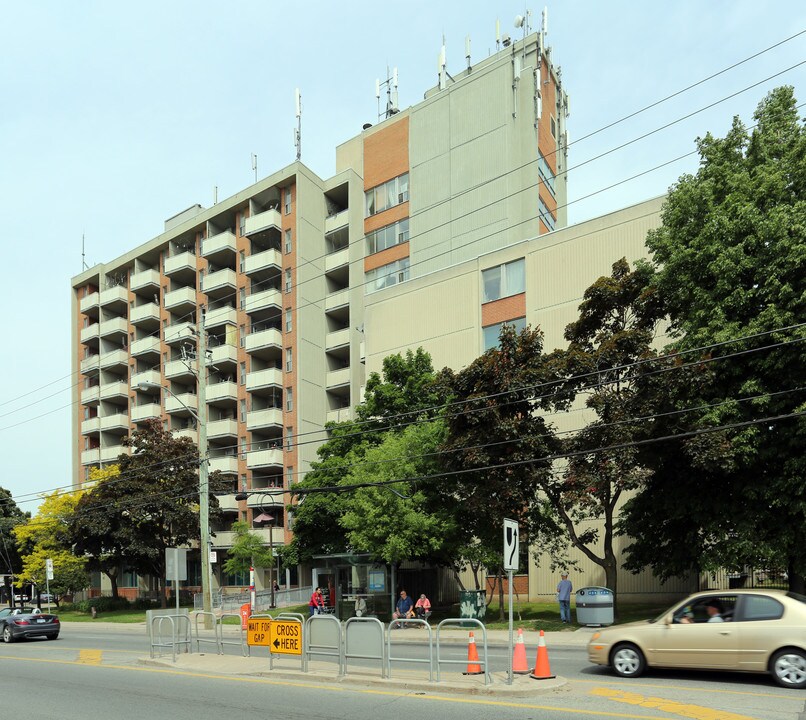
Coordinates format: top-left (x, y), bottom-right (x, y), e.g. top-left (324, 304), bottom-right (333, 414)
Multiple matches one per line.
top-left (247, 618), bottom-right (302, 655)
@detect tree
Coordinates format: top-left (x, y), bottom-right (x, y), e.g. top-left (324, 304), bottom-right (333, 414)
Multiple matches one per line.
top-left (69, 465), bottom-right (128, 598)
top-left (439, 325), bottom-right (564, 617)
top-left (223, 521), bottom-right (274, 578)
top-left (84, 419), bottom-right (225, 606)
top-left (282, 348), bottom-right (450, 567)
top-left (542, 258), bottom-right (663, 612)
top-left (621, 86), bottom-right (806, 590)
top-left (0, 486), bottom-right (28, 603)
top-left (13, 489), bottom-right (87, 605)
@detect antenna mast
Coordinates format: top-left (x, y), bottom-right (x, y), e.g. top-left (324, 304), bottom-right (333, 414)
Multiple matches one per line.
top-left (375, 67), bottom-right (399, 122)
top-left (294, 88), bottom-right (302, 161)
top-left (81, 233), bottom-right (89, 271)
top-left (251, 153), bottom-right (258, 182)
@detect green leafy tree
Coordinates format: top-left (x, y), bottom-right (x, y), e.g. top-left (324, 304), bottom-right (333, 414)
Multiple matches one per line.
top-left (18, 548), bottom-right (88, 606)
top-left (0, 486), bottom-right (28, 603)
top-left (223, 520), bottom-right (274, 577)
top-left (542, 259), bottom-right (663, 612)
top-left (621, 86), bottom-right (806, 590)
top-left (439, 325), bottom-right (564, 617)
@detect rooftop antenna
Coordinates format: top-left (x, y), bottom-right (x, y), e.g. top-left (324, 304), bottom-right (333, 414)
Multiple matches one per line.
top-left (213, 185), bottom-right (218, 205)
top-left (496, 19), bottom-right (501, 51)
top-left (465, 35), bottom-right (471, 71)
top-left (81, 233), bottom-right (89, 271)
top-left (542, 6), bottom-right (548, 43)
top-left (438, 36), bottom-right (447, 90)
top-left (375, 67), bottom-right (399, 121)
top-left (294, 88), bottom-right (302, 161)
top-left (251, 153), bottom-right (258, 183)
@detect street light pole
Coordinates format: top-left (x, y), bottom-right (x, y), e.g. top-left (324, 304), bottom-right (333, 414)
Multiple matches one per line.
top-left (197, 307), bottom-right (212, 627)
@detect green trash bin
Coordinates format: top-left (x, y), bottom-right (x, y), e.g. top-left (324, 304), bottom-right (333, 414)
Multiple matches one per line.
top-left (459, 590), bottom-right (486, 626)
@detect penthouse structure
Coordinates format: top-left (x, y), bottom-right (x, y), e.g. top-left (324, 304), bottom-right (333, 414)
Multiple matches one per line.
top-left (70, 30), bottom-right (569, 595)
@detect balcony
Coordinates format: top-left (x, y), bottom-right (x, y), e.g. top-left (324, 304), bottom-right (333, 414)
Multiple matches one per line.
top-left (244, 248), bottom-right (282, 276)
top-left (207, 381), bottom-right (237, 403)
top-left (209, 457), bottom-right (238, 476)
top-left (165, 358), bottom-right (196, 380)
top-left (164, 251), bottom-right (197, 276)
top-left (164, 286), bottom-right (197, 312)
top-left (100, 445), bottom-right (126, 463)
top-left (80, 355), bottom-right (100, 374)
top-left (215, 492), bottom-right (240, 511)
top-left (245, 328), bottom-right (282, 355)
top-left (100, 413), bottom-right (129, 431)
top-left (81, 416), bottom-right (100, 434)
top-left (99, 349), bottom-right (128, 369)
top-left (173, 427), bottom-right (198, 443)
top-left (81, 448), bottom-right (100, 465)
top-left (246, 408), bottom-right (283, 431)
top-left (325, 288), bottom-right (349, 312)
top-left (249, 527), bottom-right (285, 545)
top-left (202, 230), bottom-right (237, 258)
top-left (80, 292), bottom-right (99, 313)
top-left (326, 407), bottom-right (353, 424)
top-left (325, 209), bottom-right (349, 235)
top-left (244, 208), bottom-right (281, 236)
top-left (100, 285), bottom-right (128, 308)
top-left (325, 247), bottom-right (349, 273)
top-left (207, 418), bottom-right (238, 439)
top-left (80, 324), bottom-right (100, 343)
top-left (99, 381), bottom-right (129, 400)
top-left (81, 385), bottom-right (100, 405)
top-left (131, 403), bottom-right (161, 422)
top-left (246, 447), bottom-right (283, 469)
top-left (209, 343), bottom-right (238, 366)
top-left (326, 367), bottom-right (351, 389)
top-left (203, 268), bottom-right (236, 299)
top-left (131, 369), bottom-right (161, 389)
top-left (130, 302), bottom-right (160, 325)
top-left (245, 288), bottom-right (281, 314)
top-left (130, 269), bottom-right (160, 292)
top-left (246, 368), bottom-right (283, 392)
top-left (165, 321), bottom-right (195, 345)
top-left (131, 336), bottom-right (161, 357)
top-left (165, 392), bottom-right (198, 415)
top-left (206, 306), bottom-right (237, 330)
top-left (99, 316), bottom-right (128, 338)
top-left (325, 328), bottom-right (350, 351)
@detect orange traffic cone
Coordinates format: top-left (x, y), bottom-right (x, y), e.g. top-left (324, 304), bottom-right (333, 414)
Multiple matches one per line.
top-left (512, 627), bottom-right (529, 674)
top-left (463, 631), bottom-right (484, 675)
top-left (530, 629), bottom-right (556, 680)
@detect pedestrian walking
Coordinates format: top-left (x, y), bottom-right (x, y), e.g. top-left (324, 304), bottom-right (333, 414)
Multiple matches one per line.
top-left (557, 572), bottom-right (573, 624)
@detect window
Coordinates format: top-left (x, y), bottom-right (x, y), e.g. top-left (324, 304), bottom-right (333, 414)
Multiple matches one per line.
top-left (364, 173), bottom-right (409, 217)
top-left (239, 362), bottom-right (246, 385)
top-left (285, 387), bottom-right (293, 412)
top-left (239, 399), bottom-right (246, 422)
top-left (187, 558), bottom-right (201, 586)
top-left (286, 426), bottom-right (293, 450)
top-left (121, 567), bottom-right (138, 588)
top-left (240, 474), bottom-right (247, 491)
top-left (239, 324), bottom-right (246, 348)
top-left (239, 250), bottom-right (245, 273)
top-left (538, 151), bottom-right (556, 197)
top-left (286, 466), bottom-right (294, 486)
top-left (483, 317), bottom-right (526, 351)
top-left (482, 259), bottom-right (525, 303)
top-left (285, 308), bottom-right (292, 333)
top-left (222, 567), bottom-right (248, 586)
top-left (240, 436), bottom-right (247, 460)
top-left (365, 257), bottom-right (410, 294)
top-left (741, 595), bottom-right (784, 621)
top-left (284, 229), bottom-right (292, 254)
top-left (284, 269), bottom-right (292, 293)
top-left (285, 348), bottom-right (293, 372)
top-left (550, 115), bottom-right (557, 138)
top-left (199, 268), bottom-right (204, 290)
top-left (239, 287), bottom-right (246, 310)
top-left (284, 188), bottom-right (292, 214)
top-left (539, 196), bottom-right (556, 231)
top-left (239, 211), bottom-right (247, 236)
top-left (366, 218), bottom-right (409, 255)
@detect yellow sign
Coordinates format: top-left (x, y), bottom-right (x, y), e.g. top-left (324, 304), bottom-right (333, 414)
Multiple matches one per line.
top-left (247, 618), bottom-right (272, 647)
top-left (269, 620), bottom-right (303, 655)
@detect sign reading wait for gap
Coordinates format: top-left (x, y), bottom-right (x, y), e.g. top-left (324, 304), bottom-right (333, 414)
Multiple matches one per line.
top-left (247, 618), bottom-right (302, 655)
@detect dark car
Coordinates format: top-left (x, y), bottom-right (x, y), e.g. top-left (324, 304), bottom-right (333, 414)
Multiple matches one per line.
top-left (0, 607), bottom-right (60, 642)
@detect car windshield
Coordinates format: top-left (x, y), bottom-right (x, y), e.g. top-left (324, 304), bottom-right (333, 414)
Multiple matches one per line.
top-left (650, 602), bottom-right (680, 624)
top-left (0, 609), bottom-right (10, 619)
top-left (786, 592), bottom-right (806, 604)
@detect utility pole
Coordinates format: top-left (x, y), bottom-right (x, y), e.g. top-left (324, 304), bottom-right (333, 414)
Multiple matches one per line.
top-left (197, 306), bottom-right (212, 628)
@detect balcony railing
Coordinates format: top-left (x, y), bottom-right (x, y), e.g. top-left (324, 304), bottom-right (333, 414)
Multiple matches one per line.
top-left (206, 306), bottom-right (237, 328)
top-left (80, 355), bottom-right (100, 373)
top-left (130, 302), bottom-right (160, 325)
top-left (326, 407), bottom-right (353, 424)
top-left (164, 251), bottom-right (196, 275)
top-left (246, 368), bottom-right (283, 392)
top-left (246, 408), bottom-right (283, 431)
top-left (209, 457), bottom-right (238, 476)
top-left (164, 286), bottom-right (197, 310)
top-left (204, 268), bottom-right (236, 295)
top-left (325, 328), bottom-right (350, 351)
top-left (99, 317), bottom-right (128, 338)
top-left (81, 448), bottom-right (100, 465)
top-left (100, 413), bottom-right (129, 431)
top-left (207, 418), bottom-right (238, 438)
top-left (207, 381), bottom-right (237, 403)
top-left (165, 393), bottom-right (198, 414)
top-left (326, 367), bottom-right (351, 388)
top-left (131, 403), bottom-right (161, 422)
top-left (131, 369), bottom-right (161, 389)
top-left (131, 336), bottom-right (161, 356)
top-left (325, 288), bottom-right (349, 312)
top-left (245, 288), bottom-right (281, 314)
top-left (246, 447), bottom-right (283, 469)
top-left (245, 328), bottom-right (282, 354)
top-left (100, 445), bottom-right (126, 463)
top-left (99, 349), bottom-right (128, 369)
top-left (80, 292), bottom-right (99, 313)
top-left (165, 321), bottom-right (195, 345)
top-left (325, 209), bottom-right (349, 235)
top-left (325, 247), bottom-right (349, 272)
top-left (81, 417), bottom-right (100, 434)
top-left (165, 359), bottom-right (196, 379)
top-left (202, 230), bottom-right (237, 257)
top-left (81, 386), bottom-right (100, 405)
top-left (244, 208), bottom-right (282, 236)
top-left (80, 324), bottom-right (100, 343)
top-left (99, 381), bottom-right (129, 400)
top-left (100, 285), bottom-right (128, 306)
top-left (130, 269), bottom-right (160, 291)
top-left (244, 248), bottom-right (282, 275)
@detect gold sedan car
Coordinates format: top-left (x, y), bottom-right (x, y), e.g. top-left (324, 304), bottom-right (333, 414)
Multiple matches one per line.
top-left (588, 589), bottom-right (806, 689)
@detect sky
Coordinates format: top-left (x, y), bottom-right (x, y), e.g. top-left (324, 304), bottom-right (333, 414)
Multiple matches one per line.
top-left (1, 1), bottom-right (804, 515)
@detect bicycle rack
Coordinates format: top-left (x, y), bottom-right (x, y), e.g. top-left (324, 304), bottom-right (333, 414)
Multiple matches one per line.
top-left (192, 611), bottom-right (221, 654)
top-left (386, 618), bottom-right (433, 681)
top-left (217, 612), bottom-right (248, 656)
top-left (435, 618), bottom-right (491, 685)
top-left (149, 614), bottom-right (191, 662)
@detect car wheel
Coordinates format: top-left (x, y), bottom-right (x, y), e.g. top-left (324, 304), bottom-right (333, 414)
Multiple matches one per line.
top-left (2, 626), bottom-right (14, 644)
top-left (46, 634), bottom-right (58, 641)
top-left (772, 649), bottom-right (806, 689)
top-left (611, 643), bottom-right (645, 678)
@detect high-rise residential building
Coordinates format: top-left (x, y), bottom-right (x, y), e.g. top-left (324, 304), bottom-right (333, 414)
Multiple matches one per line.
top-left (70, 31), bottom-right (569, 595)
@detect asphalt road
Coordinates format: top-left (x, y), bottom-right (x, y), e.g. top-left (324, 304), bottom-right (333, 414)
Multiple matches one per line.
top-left (0, 623), bottom-right (802, 720)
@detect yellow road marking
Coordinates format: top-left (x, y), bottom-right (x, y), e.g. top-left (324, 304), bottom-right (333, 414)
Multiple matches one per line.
top-left (572, 677), bottom-right (799, 702)
top-left (591, 687), bottom-right (757, 720)
top-left (78, 649), bottom-right (103, 665)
